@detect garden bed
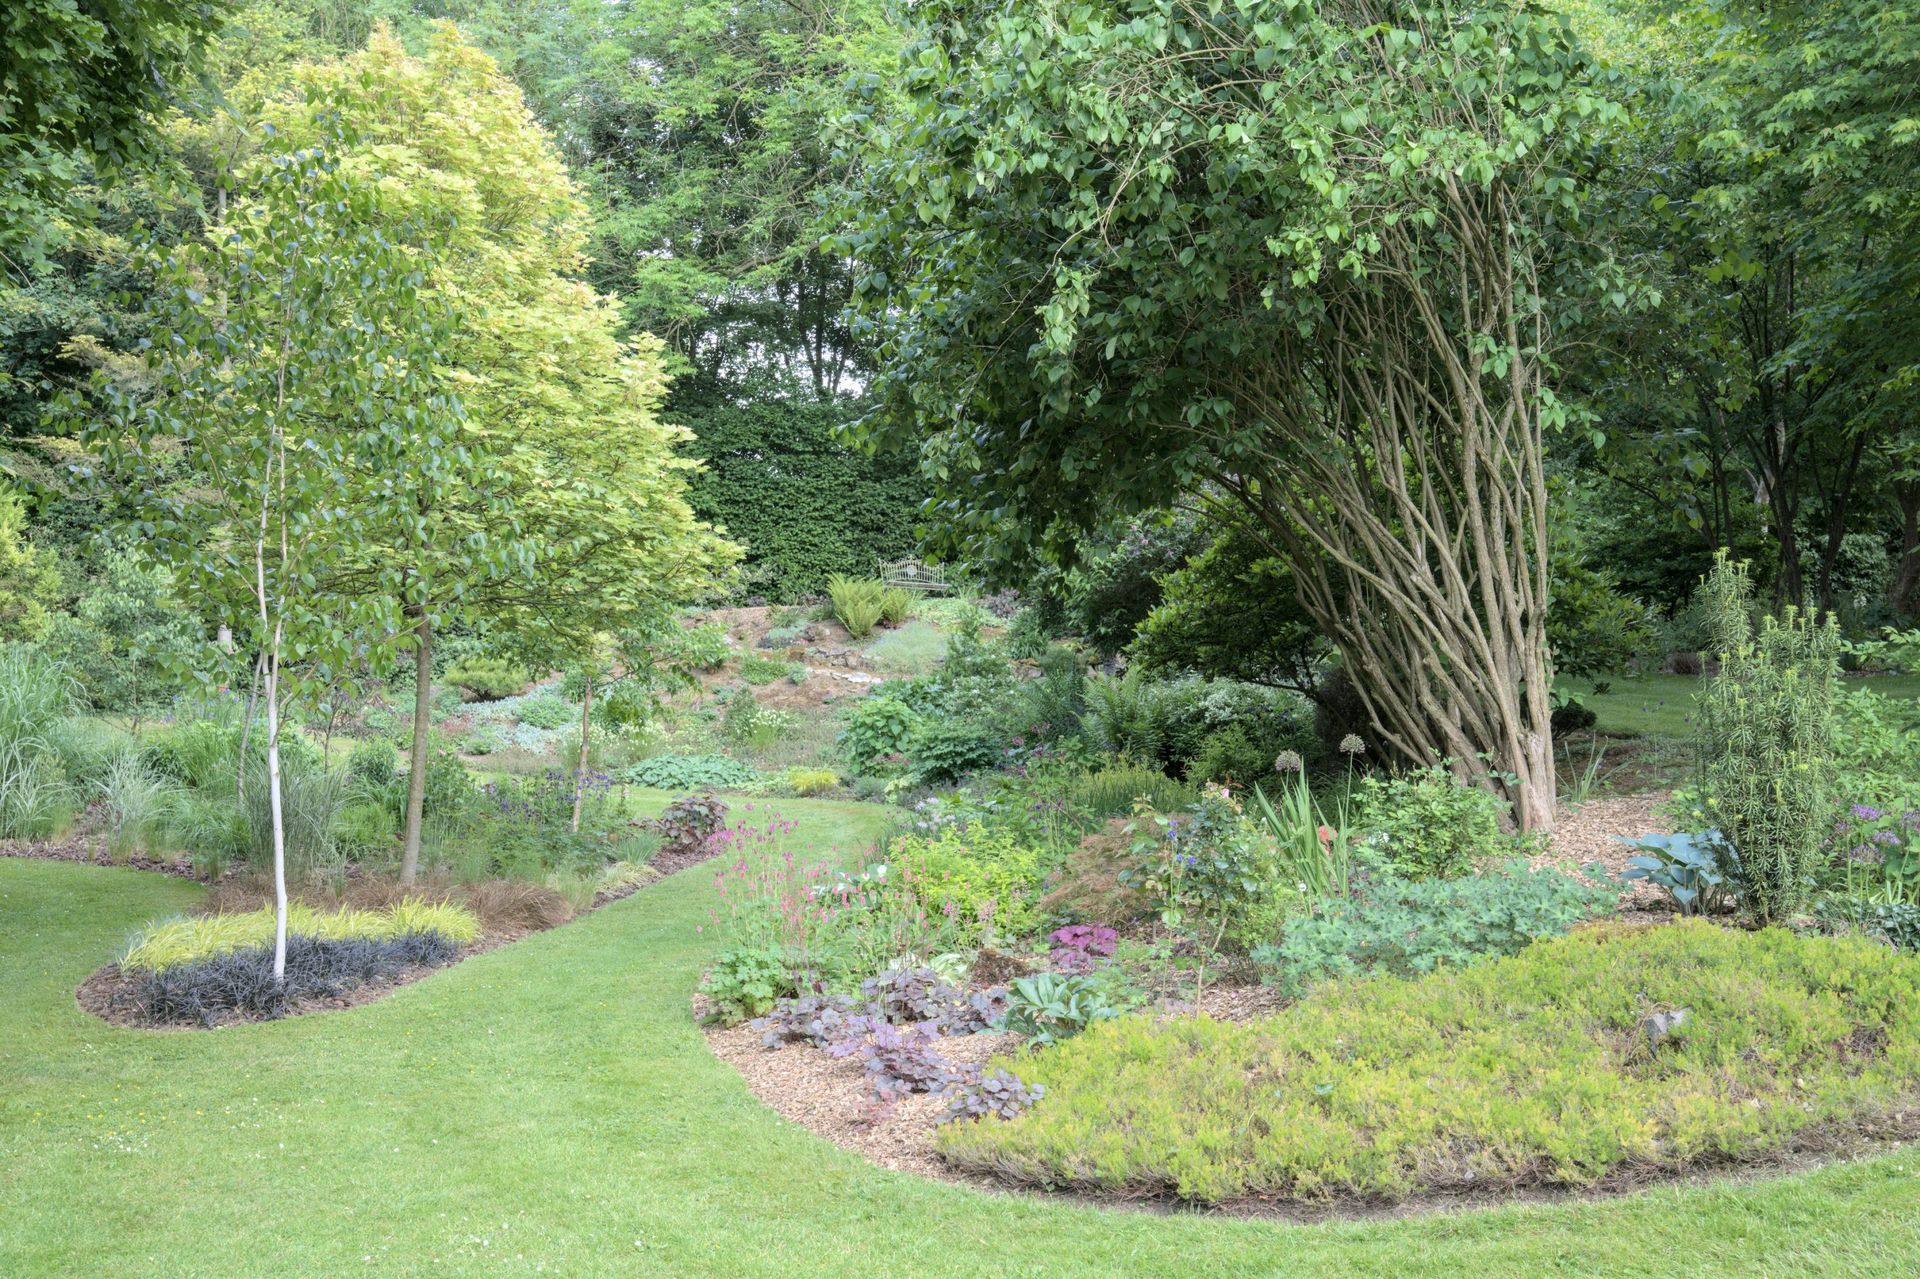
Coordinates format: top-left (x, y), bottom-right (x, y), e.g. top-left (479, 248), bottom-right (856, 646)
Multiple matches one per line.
top-left (703, 920), bottom-right (1920, 1216)
top-left (51, 832), bottom-right (738, 1031)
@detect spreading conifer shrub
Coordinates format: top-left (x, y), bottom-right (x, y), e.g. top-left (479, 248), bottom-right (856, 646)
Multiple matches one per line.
top-left (937, 922), bottom-right (1920, 1203)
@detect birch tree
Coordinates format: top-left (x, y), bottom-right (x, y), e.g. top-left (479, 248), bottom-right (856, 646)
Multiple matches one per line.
top-left (83, 120), bottom-right (455, 979)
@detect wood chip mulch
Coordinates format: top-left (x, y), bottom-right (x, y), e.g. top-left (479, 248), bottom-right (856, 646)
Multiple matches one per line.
top-left (1534, 791), bottom-right (1677, 917)
top-left (701, 1005), bottom-right (1024, 1183)
top-left (1, 836), bottom-right (201, 879)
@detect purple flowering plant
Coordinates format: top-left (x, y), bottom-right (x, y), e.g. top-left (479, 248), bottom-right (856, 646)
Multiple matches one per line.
top-left (1829, 795), bottom-right (1920, 902)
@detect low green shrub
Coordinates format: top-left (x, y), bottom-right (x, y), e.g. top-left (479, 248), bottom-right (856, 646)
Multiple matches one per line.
top-left (1068, 759), bottom-right (1195, 821)
top-left (140, 717), bottom-right (244, 791)
top-left (1351, 764), bottom-right (1510, 879)
top-left (738, 652), bottom-right (792, 685)
top-left (701, 945), bottom-right (793, 1021)
top-left (841, 695), bottom-right (923, 771)
top-left (998, 972), bottom-right (1121, 1046)
top-left (886, 823), bottom-right (1046, 944)
top-left (879, 585), bottom-right (913, 627)
top-left (459, 726), bottom-right (505, 755)
top-left (443, 657), bottom-right (527, 702)
top-left (514, 693), bottom-right (575, 730)
top-left (908, 718), bottom-right (1004, 784)
top-left (722, 687), bottom-right (789, 752)
top-left (99, 751), bottom-right (180, 861)
top-left (1813, 894), bottom-right (1920, 950)
top-left (865, 621), bottom-right (947, 676)
top-left (623, 754), bottom-right (760, 789)
top-left (122, 900), bottom-right (482, 971)
top-left (940, 922), bottom-right (1920, 1202)
top-left (827, 575), bottom-right (887, 638)
top-left (785, 767), bottom-right (839, 796)
top-left (333, 800), bottom-right (398, 860)
top-left (1253, 860), bottom-right (1618, 992)
top-left (166, 793), bottom-right (251, 877)
top-left (346, 738), bottom-right (396, 791)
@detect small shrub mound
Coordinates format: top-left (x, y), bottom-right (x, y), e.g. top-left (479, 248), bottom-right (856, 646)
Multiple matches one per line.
top-left (937, 922), bottom-right (1920, 1203)
top-left (126, 933), bottom-right (461, 1026)
top-left (123, 901), bottom-right (481, 972)
top-left (624, 754), bottom-right (760, 789)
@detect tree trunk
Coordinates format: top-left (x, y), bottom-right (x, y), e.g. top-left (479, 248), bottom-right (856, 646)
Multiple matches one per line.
top-left (400, 611), bottom-right (433, 884)
top-left (1892, 479), bottom-right (1920, 620)
top-left (263, 652), bottom-right (288, 985)
top-left (570, 671), bottom-right (593, 834)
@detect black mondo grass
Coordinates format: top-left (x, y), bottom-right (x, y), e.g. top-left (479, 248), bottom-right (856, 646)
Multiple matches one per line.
top-left (122, 932), bottom-right (462, 1026)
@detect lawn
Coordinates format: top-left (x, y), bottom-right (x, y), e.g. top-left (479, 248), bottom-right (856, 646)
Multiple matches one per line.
top-left (5, 799), bottom-right (1920, 1277)
top-left (1560, 673), bottom-right (1920, 740)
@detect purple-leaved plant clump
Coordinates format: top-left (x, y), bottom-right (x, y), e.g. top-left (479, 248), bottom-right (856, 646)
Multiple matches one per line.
top-left (1046, 923), bottom-right (1117, 975)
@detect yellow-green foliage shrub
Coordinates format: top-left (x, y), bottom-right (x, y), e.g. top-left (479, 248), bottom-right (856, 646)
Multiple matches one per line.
top-left (123, 901), bottom-right (482, 971)
top-left (887, 823), bottom-right (1045, 943)
top-left (938, 921), bottom-right (1920, 1203)
top-left (786, 767), bottom-right (840, 796)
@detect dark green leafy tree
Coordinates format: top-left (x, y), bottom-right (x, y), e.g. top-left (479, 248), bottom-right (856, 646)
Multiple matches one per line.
top-left (539, 0), bottom-right (897, 392)
top-left (0, 0), bottom-right (227, 265)
top-left (1130, 520), bottom-right (1324, 694)
top-left (837, 0), bottom-right (1642, 829)
top-left (1573, 0), bottom-right (1920, 615)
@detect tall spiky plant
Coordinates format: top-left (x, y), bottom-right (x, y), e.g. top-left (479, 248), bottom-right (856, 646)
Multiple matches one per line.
top-left (1695, 552), bottom-right (1839, 923)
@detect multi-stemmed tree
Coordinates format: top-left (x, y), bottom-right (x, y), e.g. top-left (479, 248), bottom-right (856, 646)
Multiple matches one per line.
top-left (837, 0), bottom-right (1642, 829)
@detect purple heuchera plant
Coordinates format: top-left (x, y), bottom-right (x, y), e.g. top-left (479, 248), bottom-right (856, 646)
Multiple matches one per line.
top-left (1046, 924), bottom-right (1118, 975)
top-left (941, 1067), bottom-right (1043, 1124)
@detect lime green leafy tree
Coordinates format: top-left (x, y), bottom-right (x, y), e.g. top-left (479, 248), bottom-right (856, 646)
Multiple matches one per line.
top-left (0, 484), bottom-right (62, 640)
top-left (836, 0), bottom-right (1644, 831)
top-left (268, 25), bottom-right (736, 879)
top-left (82, 118), bottom-right (457, 981)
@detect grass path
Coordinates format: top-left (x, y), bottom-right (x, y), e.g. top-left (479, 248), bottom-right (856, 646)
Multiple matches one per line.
top-left (4, 798), bottom-right (1920, 1277)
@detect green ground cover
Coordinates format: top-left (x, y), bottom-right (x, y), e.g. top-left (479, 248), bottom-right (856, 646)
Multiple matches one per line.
top-left (4, 796), bottom-right (1920, 1277)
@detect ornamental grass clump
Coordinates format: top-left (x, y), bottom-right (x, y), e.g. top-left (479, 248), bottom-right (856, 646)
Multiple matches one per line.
top-left (1695, 552), bottom-right (1840, 923)
top-left (122, 900), bottom-right (481, 972)
top-left (938, 922), bottom-right (1920, 1203)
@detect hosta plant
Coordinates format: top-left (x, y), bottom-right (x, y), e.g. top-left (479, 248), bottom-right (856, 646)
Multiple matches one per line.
top-left (1615, 831), bottom-right (1739, 916)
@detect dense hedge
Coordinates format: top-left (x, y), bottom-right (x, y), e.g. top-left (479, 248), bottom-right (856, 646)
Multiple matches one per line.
top-left (938, 922), bottom-right (1920, 1203)
top-left (676, 395), bottom-right (926, 602)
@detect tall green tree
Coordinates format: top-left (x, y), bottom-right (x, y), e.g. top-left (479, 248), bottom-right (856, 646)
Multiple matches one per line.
top-left (0, 0), bottom-right (227, 265)
top-left (837, 0), bottom-right (1639, 829)
top-left (536, 0), bottom-right (897, 391)
top-left (270, 25), bottom-right (736, 879)
top-left (1572, 0), bottom-right (1920, 615)
top-left (83, 118), bottom-right (454, 980)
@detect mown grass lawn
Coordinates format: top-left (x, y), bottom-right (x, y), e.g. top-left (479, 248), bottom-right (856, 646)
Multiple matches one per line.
top-left (1559, 672), bottom-right (1920, 741)
top-left (4, 796), bottom-right (1920, 1277)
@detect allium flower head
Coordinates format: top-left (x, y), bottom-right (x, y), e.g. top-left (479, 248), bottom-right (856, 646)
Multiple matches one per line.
top-left (1274, 750), bottom-right (1304, 774)
top-left (1339, 734), bottom-right (1367, 756)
